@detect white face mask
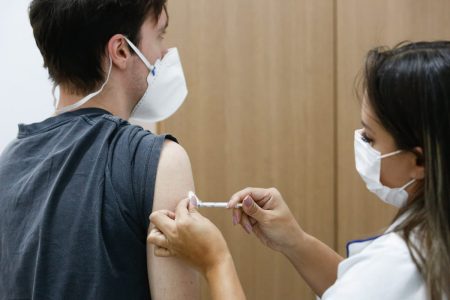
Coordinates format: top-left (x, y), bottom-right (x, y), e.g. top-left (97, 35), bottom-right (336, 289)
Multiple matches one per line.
top-left (125, 37), bottom-right (187, 123)
top-left (54, 37), bottom-right (187, 123)
top-left (354, 129), bottom-right (415, 208)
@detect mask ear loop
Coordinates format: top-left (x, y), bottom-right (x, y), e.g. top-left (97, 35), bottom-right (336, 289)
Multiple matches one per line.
top-left (54, 56), bottom-right (113, 115)
top-left (52, 85), bottom-right (59, 109)
top-left (380, 150), bottom-right (403, 159)
top-left (124, 37), bottom-right (157, 75)
top-left (400, 178), bottom-right (416, 190)
top-left (379, 150), bottom-right (416, 190)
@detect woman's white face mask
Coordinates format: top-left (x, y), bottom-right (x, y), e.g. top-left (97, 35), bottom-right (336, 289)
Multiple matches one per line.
top-left (354, 129), bottom-right (415, 208)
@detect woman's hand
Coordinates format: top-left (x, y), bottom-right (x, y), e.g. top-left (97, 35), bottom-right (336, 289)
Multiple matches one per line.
top-left (148, 198), bottom-right (230, 275)
top-left (228, 187), bottom-right (304, 254)
top-left (228, 187), bottom-right (342, 296)
top-left (149, 198), bottom-right (247, 300)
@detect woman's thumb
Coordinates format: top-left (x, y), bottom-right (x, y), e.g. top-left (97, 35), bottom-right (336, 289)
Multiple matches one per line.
top-left (188, 195), bottom-right (199, 213)
top-left (242, 195), bottom-right (263, 220)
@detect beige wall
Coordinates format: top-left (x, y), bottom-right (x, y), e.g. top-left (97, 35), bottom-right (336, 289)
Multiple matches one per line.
top-left (160, 1), bottom-right (450, 299)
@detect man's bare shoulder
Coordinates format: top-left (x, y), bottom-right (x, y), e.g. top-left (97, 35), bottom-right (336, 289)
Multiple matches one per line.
top-left (159, 140), bottom-right (190, 170)
top-left (153, 139), bottom-right (194, 211)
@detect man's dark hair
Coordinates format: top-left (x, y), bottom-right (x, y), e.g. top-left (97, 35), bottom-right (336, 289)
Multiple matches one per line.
top-left (29, 0), bottom-right (167, 94)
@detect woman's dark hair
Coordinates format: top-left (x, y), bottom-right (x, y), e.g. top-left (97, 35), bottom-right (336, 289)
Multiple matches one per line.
top-left (29, 0), bottom-right (167, 94)
top-left (363, 41), bottom-right (450, 299)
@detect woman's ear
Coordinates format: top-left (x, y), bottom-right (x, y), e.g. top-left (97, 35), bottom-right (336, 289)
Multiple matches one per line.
top-left (411, 147), bottom-right (425, 180)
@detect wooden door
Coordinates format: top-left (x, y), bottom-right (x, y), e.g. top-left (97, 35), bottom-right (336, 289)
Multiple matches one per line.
top-left (336, 0), bottom-right (450, 253)
top-left (162, 1), bottom-right (335, 299)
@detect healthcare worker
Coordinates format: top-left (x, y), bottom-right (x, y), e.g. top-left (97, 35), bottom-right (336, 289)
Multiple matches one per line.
top-left (148, 41), bottom-right (450, 300)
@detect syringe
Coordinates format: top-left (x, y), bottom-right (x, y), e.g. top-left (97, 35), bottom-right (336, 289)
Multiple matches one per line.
top-left (188, 191), bottom-right (243, 208)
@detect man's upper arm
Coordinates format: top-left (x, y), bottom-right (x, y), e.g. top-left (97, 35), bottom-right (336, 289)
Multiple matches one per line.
top-left (147, 140), bottom-right (200, 299)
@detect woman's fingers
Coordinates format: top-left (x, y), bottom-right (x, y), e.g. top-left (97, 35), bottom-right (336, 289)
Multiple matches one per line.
top-left (175, 198), bottom-right (190, 219)
top-left (147, 228), bottom-right (169, 248)
top-left (229, 188), bottom-right (267, 227)
top-left (154, 246), bottom-right (173, 257)
top-left (240, 212), bottom-right (253, 234)
top-left (232, 207), bottom-right (242, 226)
top-left (228, 187), bottom-right (272, 208)
top-left (148, 198), bottom-right (233, 274)
top-left (149, 210), bottom-right (176, 236)
top-left (165, 210), bottom-right (176, 220)
top-left (228, 187), bottom-right (255, 207)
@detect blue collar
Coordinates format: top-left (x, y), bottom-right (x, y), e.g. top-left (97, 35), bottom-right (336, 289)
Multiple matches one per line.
top-left (346, 235), bottom-right (382, 257)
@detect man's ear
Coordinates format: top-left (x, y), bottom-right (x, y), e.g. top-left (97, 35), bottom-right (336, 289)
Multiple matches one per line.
top-left (411, 146), bottom-right (425, 180)
top-left (107, 34), bottom-right (132, 70)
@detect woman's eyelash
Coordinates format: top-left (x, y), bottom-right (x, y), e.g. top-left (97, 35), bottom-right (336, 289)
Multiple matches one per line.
top-left (361, 132), bottom-right (373, 143)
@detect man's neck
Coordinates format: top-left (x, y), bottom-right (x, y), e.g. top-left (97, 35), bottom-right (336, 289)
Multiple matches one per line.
top-left (57, 86), bottom-right (133, 120)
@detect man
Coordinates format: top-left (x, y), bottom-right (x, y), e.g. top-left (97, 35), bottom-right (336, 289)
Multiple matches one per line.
top-left (0, 0), bottom-right (199, 299)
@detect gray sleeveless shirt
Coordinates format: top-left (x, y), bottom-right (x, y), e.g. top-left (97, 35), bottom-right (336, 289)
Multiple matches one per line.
top-left (0, 108), bottom-right (176, 299)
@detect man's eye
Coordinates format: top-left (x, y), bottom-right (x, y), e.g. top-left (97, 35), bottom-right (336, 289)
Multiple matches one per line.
top-left (361, 132), bottom-right (373, 144)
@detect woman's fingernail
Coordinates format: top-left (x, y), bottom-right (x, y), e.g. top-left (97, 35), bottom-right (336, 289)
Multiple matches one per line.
top-left (244, 196), bottom-right (252, 207)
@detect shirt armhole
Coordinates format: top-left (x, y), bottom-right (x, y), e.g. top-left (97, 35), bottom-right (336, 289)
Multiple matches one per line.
top-left (137, 134), bottom-right (178, 230)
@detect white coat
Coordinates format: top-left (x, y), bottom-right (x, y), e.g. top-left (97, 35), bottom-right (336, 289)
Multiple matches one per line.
top-left (321, 216), bottom-right (428, 300)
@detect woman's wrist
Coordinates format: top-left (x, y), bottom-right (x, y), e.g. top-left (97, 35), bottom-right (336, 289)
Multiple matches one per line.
top-left (280, 230), bottom-right (343, 296)
top-left (280, 225), bottom-right (309, 260)
top-left (205, 251), bottom-right (234, 282)
top-left (205, 252), bottom-right (246, 300)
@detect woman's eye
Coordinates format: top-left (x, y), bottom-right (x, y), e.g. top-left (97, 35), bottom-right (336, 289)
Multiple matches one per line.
top-left (361, 132), bottom-right (373, 144)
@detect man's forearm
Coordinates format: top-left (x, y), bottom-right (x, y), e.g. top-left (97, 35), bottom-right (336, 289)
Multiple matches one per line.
top-left (205, 254), bottom-right (246, 300)
top-left (282, 231), bottom-right (344, 297)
